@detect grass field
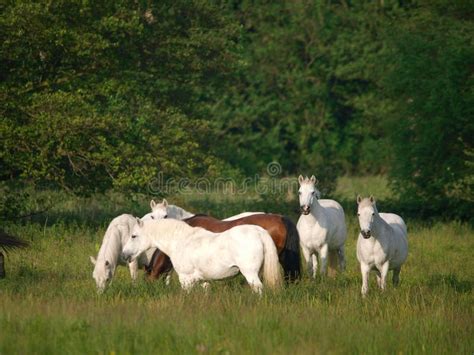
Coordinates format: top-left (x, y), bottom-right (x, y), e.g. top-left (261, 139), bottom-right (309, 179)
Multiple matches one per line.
top-left (1, 177), bottom-right (473, 354)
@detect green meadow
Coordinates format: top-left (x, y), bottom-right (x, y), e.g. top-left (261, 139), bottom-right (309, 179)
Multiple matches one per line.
top-left (0, 177), bottom-right (473, 354)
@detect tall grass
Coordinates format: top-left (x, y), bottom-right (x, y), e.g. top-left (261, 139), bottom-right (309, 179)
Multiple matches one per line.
top-left (1, 177), bottom-right (472, 354)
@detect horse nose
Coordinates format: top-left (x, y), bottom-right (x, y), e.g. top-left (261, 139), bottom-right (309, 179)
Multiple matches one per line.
top-left (300, 205), bottom-right (311, 215)
top-left (361, 229), bottom-right (371, 238)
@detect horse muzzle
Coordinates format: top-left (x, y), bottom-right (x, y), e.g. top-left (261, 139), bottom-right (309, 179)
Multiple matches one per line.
top-left (361, 230), bottom-right (372, 239)
top-left (300, 206), bottom-right (311, 215)
top-left (122, 252), bottom-right (133, 263)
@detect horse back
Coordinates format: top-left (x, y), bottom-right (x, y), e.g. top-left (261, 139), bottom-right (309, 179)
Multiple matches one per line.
top-left (184, 214), bottom-right (287, 253)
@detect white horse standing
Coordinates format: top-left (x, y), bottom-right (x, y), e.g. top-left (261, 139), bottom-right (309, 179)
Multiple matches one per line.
top-left (122, 218), bottom-right (282, 293)
top-left (89, 214), bottom-right (155, 292)
top-left (296, 175), bottom-right (347, 277)
top-left (356, 196), bottom-right (408, 296)
top-left (142, 198), bottom-right (264, 222)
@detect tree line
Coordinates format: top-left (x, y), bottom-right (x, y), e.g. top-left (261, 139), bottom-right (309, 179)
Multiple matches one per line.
top-left (1, 0), bottom-right (473, 218)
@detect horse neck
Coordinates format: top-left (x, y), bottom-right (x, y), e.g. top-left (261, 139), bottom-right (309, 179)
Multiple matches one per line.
top-left (372, 212), bottom-right (391, 239)
top-left (310, 198), bottom-right (324, 217)
top-left (97, 225), bottom-right (123, 269)
top-left (170, 205), bottom-right (195, 220)
top-left (149, 221), bottom-right (193, 256)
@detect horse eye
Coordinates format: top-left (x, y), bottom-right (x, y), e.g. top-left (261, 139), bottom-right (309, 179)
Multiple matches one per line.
top-left (131, 235), bottom-right (137, 239)
top-left (164, 215), bottom-right (168, 219)
top-left (151, 216), bottom-right (155, 219)
top-left (372, 213), bottom-right (375, 216)
top-left (357, 213), bottom-right (360, 216)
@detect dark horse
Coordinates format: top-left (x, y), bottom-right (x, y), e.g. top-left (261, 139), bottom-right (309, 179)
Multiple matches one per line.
top-left (0, 230), bottom-right (28, 278)
top-left (145, 213), bottom-right (301, 282)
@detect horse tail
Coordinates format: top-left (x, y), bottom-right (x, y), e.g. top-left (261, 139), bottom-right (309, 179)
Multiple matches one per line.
top-left (327, 249), bottom-right (338, 278)
top-left (0, 230), bottom-right (28, 253)
top-left (259, 231), bottom-right (282, 290)
top-left (280, 216), bottom-right (301, 281)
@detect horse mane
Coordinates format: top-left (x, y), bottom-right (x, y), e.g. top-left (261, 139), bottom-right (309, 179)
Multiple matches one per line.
top-left (96, 214), bottom-right (135, 267)
top-left (143, 218), bottom-right (202, 241)
top-left (0, 230), bottom-right (28, 253)
top-left (168, 205), bottom-right (195, 219)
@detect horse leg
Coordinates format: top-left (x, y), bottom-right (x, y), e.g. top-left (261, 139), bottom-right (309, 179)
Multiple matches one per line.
top-left (179, 274), bottom-right (197, 292)
top-left (319, 244), bottom-right (329, 276)
top-left (128, 259), bottom-right (139, 282)
top-left (240, 269), bottom-right (263, 294)
top-left (165, 273), bottom-right (172, 286)
top-left (360, 263), bottom-right (370, 296)
top-left (393, 267), bottom-right (401, 287)
top-left (374, 269), bottom-right (382, 288)
top-left (338, 245), bottom-right (346, 271)
top-left (379, 262), bottom-right (389, 291)
top-left (301, 246), bottom-right (314, 278)
top-left (311, 254), bottom-right (318, 278)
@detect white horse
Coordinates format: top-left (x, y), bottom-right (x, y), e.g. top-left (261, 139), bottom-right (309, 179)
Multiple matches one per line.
top-left (141, 199), bottom-right (195, 221)
top-left (296, 175), bottom-right (347, 277)
top-left (122, 218), bottom-right (282, 293)
top-left (356, 196), bottom-right (408, 296)
top-left (142, 198), bottom-right (264, 221)
top-left (89, 214), bottom-right (155, 292)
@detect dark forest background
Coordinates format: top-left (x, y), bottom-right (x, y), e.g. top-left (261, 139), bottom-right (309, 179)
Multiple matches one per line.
top-left (1, 0), bottom-right (473, 219)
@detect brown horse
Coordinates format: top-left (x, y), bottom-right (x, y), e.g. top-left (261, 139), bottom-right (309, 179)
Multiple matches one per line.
top-left (145, 213), bottom-right (301, 282)
top-left (0, 230), bottom-right (28, 278)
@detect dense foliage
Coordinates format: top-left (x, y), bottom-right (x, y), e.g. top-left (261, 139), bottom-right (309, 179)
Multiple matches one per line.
top-left (1, 0), bottom-right (240, 194)
top-left (1, 0), bottom-right (472, 217)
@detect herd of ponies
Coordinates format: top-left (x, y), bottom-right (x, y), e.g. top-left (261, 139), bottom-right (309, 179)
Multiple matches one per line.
top-left (90, 175), bottom-right (409, 297)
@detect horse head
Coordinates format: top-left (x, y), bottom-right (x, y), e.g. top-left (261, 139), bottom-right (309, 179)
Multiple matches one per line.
top-left (142, 199), bottom-right (169, 221)
top-left (298, 175), bottom-right (320, 215)
top-left (122, 218), bottom-right (151, 262)
top-left (357, 195), bottom-right (377, 239)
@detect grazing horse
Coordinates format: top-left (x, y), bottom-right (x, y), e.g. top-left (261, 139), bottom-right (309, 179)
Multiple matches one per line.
top-left (0, 230), bottom-right (28, 278)
top-left (356, 195), bottom-right (408, 296)
top-left (122, 218), bottom-right (282, 293)
top-left (89, 214), bottom-right (156, 292)
top-left (146, 213), bottom-right (301, 282)
top-left (297, 175), bottom-right (347, 277)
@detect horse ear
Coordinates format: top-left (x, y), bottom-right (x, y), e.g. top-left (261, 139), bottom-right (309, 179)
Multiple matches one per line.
top-left (357, 195), bottom-right (362, 204)
top-left (90, 256), bottom-right (96, 265)
top-left (310, 175), bottom-right (317, 184)
top-left (298, 175), bottom-right (304, 184)
top-left (162, 198), bottom-right (168, 207)
top-left (369, 195), bottom-right (376, 204)
top-left (150, 200), bottom-right (156, 209)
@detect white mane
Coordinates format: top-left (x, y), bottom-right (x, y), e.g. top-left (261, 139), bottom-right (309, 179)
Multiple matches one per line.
top-left (95, 214), bottom-right (135, 269)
